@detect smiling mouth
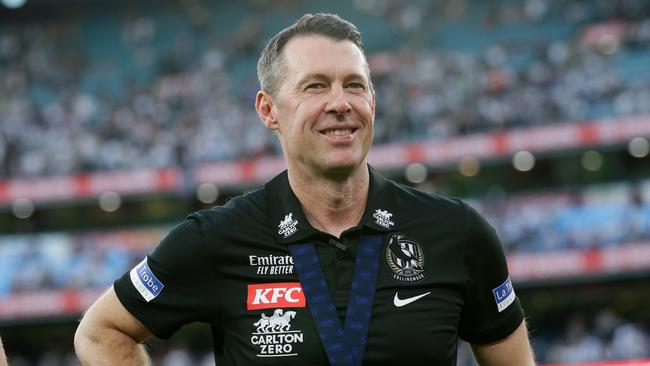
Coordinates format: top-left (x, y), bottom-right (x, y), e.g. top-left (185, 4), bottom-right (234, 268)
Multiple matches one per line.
top-left (321, 128), bottom-right (357, 137)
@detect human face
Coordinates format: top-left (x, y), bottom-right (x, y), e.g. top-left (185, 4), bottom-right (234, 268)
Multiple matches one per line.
top-left (258, 35), bottom-right (376, 178)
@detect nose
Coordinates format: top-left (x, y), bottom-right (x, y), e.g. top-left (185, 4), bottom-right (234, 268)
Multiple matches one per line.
top-left (325, 85), bottom-right (352, 115)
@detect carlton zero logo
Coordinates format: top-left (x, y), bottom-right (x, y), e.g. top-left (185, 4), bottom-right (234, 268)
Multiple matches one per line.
top-left (251, 309), bottom-right (304, 357)
top-left (373, 209), bottom-right (394, 228)
top-left (278, 213), bottom-right (299, 238)
top-left (247, 282), bottom-right (306, 310)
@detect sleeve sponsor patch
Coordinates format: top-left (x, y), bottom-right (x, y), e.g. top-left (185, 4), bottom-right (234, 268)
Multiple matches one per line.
top-left (492, 276), bottom-right (515, 313)
top-left (130, 257), bottom-right (164, 302)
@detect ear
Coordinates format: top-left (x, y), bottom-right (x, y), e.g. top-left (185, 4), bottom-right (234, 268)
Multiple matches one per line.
top-left (256, 90), bottom-right (280, 131)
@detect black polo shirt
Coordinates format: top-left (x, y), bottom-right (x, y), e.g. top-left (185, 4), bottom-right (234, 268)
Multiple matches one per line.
top-left (114, 165), bottom-right (524, 365)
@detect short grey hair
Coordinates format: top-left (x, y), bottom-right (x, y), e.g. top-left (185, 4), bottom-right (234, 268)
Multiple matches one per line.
top-left (257, 13), bottom-right (374, 98)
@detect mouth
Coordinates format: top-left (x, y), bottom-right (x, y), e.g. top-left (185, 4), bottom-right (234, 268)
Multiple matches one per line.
top-left (320, 128), bottom-right (358, 138)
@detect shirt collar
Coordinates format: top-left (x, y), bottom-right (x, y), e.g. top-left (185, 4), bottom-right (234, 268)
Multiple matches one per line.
top-left (265, 164), bottom-right (398, 244)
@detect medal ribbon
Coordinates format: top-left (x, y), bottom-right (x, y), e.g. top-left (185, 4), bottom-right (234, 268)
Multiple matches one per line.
top-left (289, 235), bottom-right (383, 366)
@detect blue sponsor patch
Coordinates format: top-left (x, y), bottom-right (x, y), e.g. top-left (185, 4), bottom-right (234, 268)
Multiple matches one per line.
top-left (492, 276), bottom-right (515, 313)
top-left (130, 257), bottom-right (164, 302)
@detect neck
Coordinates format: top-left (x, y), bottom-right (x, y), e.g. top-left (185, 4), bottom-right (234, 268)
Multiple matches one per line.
top-left (287, 163), bottom-right (370, 238)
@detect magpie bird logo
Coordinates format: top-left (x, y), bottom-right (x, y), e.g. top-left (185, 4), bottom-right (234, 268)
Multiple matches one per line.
top-left (386, 233), bottom-right (425, 282)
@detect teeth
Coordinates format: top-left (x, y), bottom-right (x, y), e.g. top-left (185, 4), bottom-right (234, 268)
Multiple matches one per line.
top-left (324, 128), bottom-right (352, 136)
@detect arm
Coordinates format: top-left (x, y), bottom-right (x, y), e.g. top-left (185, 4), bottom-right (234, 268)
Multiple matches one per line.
top-left (0, 336), bottom-right (7, 366)
top-left (74, 286), bottom-right (153, 366)
top-left (471, 320), bottom-right (535, 366)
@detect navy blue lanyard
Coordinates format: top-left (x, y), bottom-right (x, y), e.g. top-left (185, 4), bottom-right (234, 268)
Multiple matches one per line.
top-left (289, 235), bottom-right (383, 366)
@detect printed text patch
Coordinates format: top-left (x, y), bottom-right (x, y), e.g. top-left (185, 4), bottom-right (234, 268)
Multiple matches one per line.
top-left (130, 257), bottom-right (164, 302)
top-left (492, 277), bottom-right (515, 313)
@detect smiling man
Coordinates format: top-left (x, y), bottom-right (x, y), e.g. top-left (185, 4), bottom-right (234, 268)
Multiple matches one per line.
top-left (75, 13), bottom-right (535, 365)
top-left (255, 30), bottom-right (376, 239)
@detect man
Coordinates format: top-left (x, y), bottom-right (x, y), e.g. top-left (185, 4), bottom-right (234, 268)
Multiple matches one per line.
top-left (75, 13), bottom-right (535, 365)
top-left (0, 337), bottom-right (7, 366)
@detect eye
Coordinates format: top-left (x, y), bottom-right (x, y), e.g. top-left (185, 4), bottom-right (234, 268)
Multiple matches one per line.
top-left (305, 83), bottom-right (325, 90)
top-left (347, 82), bottom-right (366, 90)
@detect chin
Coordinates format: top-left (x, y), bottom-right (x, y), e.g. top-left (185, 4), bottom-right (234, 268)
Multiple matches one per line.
top-left (319, 159), bottom-right (365, 179)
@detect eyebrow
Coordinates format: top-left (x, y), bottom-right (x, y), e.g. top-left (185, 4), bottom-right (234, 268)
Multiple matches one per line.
top-left (296, 72), bottom-right (368, 87)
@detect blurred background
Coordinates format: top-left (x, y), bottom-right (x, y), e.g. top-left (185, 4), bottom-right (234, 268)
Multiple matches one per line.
top-left (1, 0), bottom-right (650, 364)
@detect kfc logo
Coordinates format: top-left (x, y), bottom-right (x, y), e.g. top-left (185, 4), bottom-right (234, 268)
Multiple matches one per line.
top-left (247, 282), bottom-right (306, 310)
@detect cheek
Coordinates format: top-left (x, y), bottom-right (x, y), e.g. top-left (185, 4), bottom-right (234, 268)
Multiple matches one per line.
top-left (294, 101), bottom-right (324, 130)
top-left (351, 93), bottom-right (374, 112)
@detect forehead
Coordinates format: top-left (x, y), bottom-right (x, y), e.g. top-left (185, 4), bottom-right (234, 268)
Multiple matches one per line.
top-left (281, 35), bottom-right (368, 81)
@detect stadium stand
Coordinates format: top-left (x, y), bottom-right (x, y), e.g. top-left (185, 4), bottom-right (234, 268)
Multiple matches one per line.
top-left (0, 180), bottom-right (649, 298)
top-left (1, 0), bottom-right (650, 178)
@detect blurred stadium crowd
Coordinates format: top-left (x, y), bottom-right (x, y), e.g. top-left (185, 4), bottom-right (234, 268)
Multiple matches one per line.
top-left (2, 181), bottom-right (650, 297)
top-left (2, 0), bottom-right (650, 364)
top-left (1, 0), bottom-right (650, 178)
top-left (479, 180), bottom-right (650, 253)
top-left (540, 309), bottom-right (649, 363)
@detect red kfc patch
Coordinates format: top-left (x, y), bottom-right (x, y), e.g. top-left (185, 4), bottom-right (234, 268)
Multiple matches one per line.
top-left (247, 282), bottom-right (306, 310)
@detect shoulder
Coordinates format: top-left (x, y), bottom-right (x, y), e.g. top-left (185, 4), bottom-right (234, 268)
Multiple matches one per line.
top-left (391, 181), bottom-right (470, 223)
top-left (184, 187), bottom-right (273, 241)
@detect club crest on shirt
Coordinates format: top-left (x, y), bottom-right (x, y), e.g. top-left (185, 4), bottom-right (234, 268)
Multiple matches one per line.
top-left (373, 209), bottom-right (394, 228)
top-left (250, 308), bottom-right (304, 357)
top-left (385, 233), bottom-right (425, 282)
top-left (278, 213), bottom-right (298, 238)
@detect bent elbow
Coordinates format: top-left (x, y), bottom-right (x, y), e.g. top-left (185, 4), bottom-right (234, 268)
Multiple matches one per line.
top-left (74, 317), bottom-right (93, 361)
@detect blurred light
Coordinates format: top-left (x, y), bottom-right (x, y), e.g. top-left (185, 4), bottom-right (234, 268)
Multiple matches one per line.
top-left (512, 151), bottom-right (535, 172)
top-left (99, 191), bottom-right (121, 212)
top-left (1, 0), bottom-right (26, 8)
top-left (458, 156), bottom-right (480, 177)
top-left (12, 198), bottom-right (34, 219)
top-left (197, 182), bottom-right (219, 204)
top-left (596, 34), bottom-right (620, 55)
top-left (628, 137), bottom-right (650, 158)
top-left (547, 41), bottom-right (568, 65)
top-left (524, 0), bottom-right (547, 21)
top-left (581, 150), bottom-right (603, 171)
top-left (405, 163), bottom-right (428, 184)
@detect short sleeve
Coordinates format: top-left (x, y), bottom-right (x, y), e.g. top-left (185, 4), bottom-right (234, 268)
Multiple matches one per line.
top-left (113, 217), bottom-right (216, 339)
top-left (458, 203), bottom-right (525, 344)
